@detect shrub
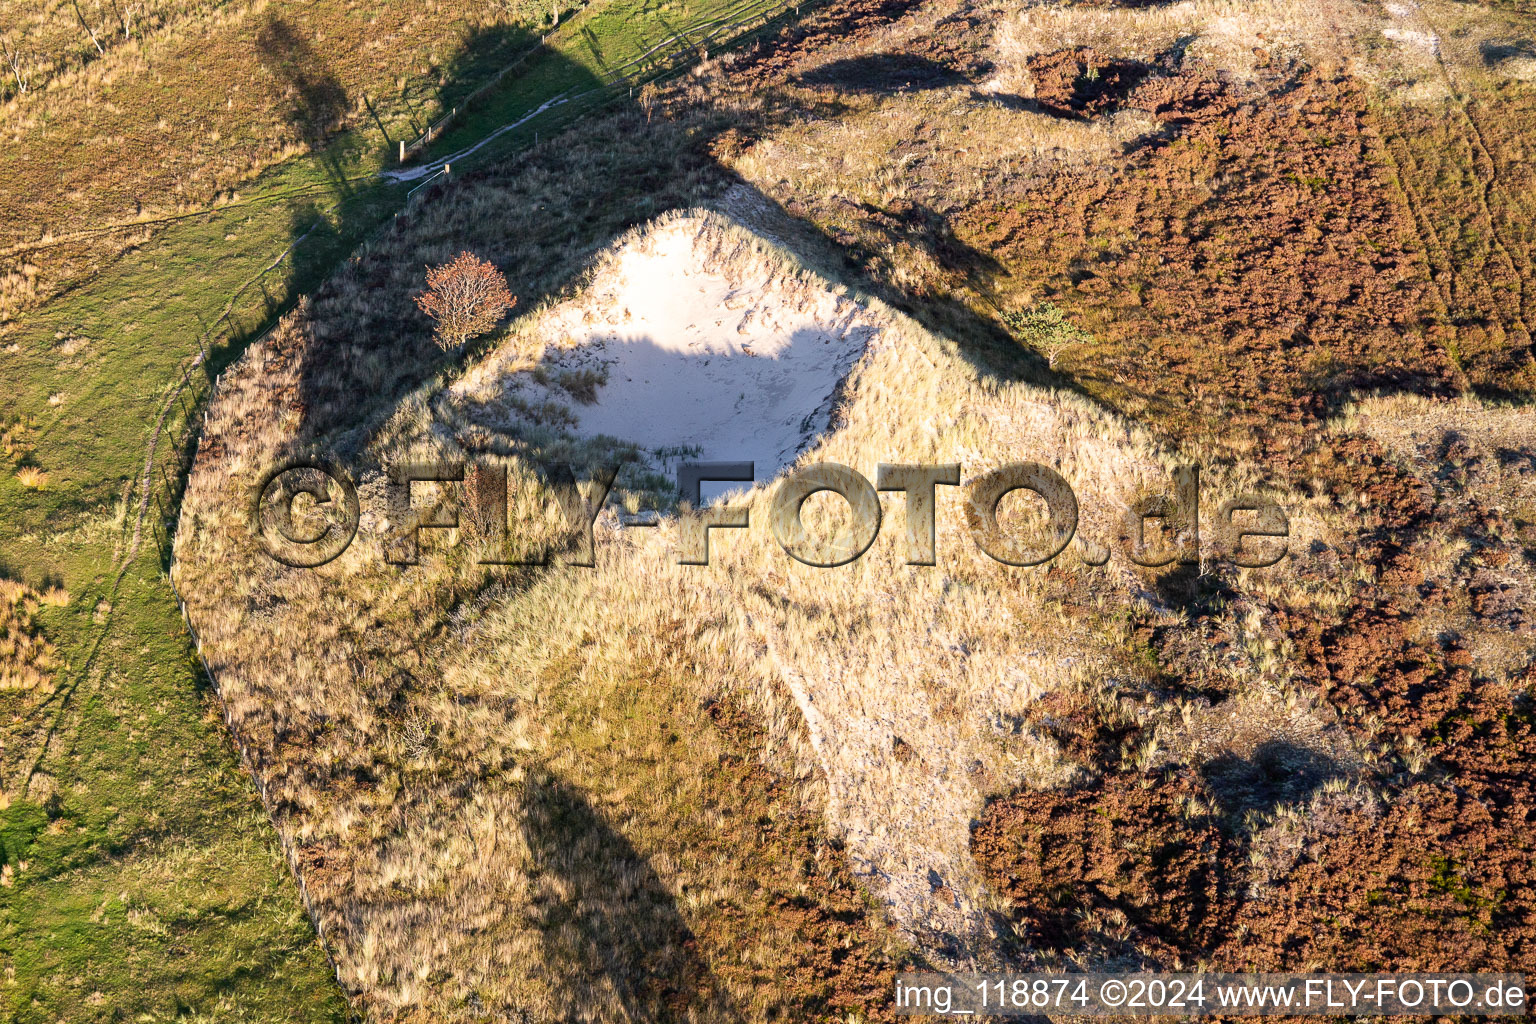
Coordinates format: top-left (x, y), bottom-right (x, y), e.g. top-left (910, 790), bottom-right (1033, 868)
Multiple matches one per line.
top-left (414, 251), bottom-right (517, 352)
top-left (1002, 302), bottom-right (1093, 369)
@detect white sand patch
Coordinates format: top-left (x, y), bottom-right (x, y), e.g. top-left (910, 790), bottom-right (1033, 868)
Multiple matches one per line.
top-left (1383, 26), bottom-right (1441, 55)
top-left (454, 216), bottom-right (876, 491)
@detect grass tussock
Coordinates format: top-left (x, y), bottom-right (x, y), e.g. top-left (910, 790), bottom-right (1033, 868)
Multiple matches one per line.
top-left (0, 576), bottom-right (65, 799)
top-left (0, 577), bottom-right (62, 694)
top-left (12, 465), bottom-right (47, 489)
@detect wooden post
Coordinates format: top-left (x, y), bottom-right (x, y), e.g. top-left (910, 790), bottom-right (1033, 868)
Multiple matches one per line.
top-left (399, 139), bottom-right (406, 162)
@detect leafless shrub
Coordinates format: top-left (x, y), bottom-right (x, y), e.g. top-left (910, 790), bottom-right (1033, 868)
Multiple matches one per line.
top-left (69, 0), bottom-right (105, 56)
top-left (414, 251), bottom-right (517, 352)
top-left (1, 29), bottom-right (30, 96)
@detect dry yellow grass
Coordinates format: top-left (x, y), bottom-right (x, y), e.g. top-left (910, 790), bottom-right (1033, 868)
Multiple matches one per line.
top-left (12, 465), bottom-right (47, 489)
top-left (985, 0), bottom-right (1530, 104)
top-left (993, 0), bottom-right (1377, 80)
top-left (0, 578), bottom-right (62, 692)
top-left (165, 0), bottom-right (1536, 1006)
top-left (0, 576), bottom-right (65, 797)
top-left (0, 0), bottom-right (222, 101)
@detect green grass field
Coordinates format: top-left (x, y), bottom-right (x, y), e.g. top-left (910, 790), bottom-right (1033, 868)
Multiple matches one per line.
top-left (0, 0), bottom-right (798, 1019)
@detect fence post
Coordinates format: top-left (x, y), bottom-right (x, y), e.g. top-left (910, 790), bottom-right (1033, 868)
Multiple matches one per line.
top-left (196, 335), bottom-right (214, 382)
top-left (399, 139), bottom-right (406, 163)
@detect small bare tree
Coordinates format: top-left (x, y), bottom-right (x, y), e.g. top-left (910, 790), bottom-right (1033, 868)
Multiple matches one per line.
top-left (70, 0), bottom-right (105, 55)
top-left (1, 31), bottom-right (30, 95)
top-left (109, 0), bottom-right (135, 40)
top-left (414, 251), bottom-right (516, 352)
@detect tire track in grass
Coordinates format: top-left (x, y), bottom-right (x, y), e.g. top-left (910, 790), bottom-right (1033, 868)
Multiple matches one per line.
top-left (16, 199), bottom-right (345, 800)
top-left (1409, 0), bottom-right (1534, 351)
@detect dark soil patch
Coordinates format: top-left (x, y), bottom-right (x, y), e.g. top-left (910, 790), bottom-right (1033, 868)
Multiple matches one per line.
top-left (1480, 38), bottom-right (1536, 66)
top-left (974, 770), bottom-right (1240, 962)
top-left (698, 696), bottom-right (913, 1020)
top-left (976, 771), bottom-right (1536, 971)
top-left (1026, 47), bottom-right (1151, 119)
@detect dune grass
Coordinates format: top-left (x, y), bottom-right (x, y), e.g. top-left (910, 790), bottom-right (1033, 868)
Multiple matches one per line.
top-left (169, 127), bottom-right (1338, 1010)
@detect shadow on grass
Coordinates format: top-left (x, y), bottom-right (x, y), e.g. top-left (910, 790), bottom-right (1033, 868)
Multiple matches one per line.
top-left (1202, 740), bottom-right (1348, 820)
top-left (257, 18), bottom-right (354, 197)
top-left (796, 53), bottom-right (967, 93)
top-left (522, 771), bottom-right (717, 1020)
top-left (1480, 38), bottom-right (1536, 66)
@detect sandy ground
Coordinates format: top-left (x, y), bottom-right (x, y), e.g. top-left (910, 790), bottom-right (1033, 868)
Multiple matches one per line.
top-left (456, 216), bottom-right (877, 495)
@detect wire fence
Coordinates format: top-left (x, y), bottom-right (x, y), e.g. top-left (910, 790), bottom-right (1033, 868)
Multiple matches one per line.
top-left (398, 0), bottom-right (798, 167)
top-left (398, 0), bottom-right (593, 162)
top-left (148, 330), bottom-right (354, 988)
top-left (169, 565), bottom-right (354, 996)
